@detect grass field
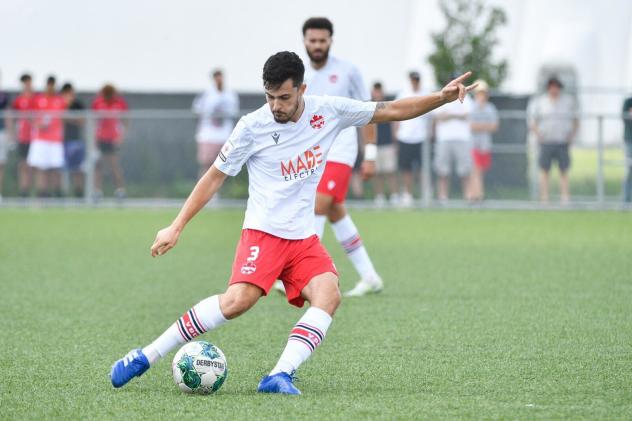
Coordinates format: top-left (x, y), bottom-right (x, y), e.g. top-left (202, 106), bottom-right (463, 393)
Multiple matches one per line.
top-left (1, 209), bottom-right (631, 419)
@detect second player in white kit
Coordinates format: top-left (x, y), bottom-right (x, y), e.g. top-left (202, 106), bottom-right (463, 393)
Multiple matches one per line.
top-left (274, 17), bottom-right (383, 297)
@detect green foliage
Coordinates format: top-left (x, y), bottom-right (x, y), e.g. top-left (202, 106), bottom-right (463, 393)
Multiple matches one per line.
top-left (429, 0), bottom-right (508, 88)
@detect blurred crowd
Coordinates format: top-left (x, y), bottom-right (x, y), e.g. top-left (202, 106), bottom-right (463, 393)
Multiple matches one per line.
top-left (0, 73), bottom-right (128, 200)
top-left (0, 69), bottom-right (630, 204)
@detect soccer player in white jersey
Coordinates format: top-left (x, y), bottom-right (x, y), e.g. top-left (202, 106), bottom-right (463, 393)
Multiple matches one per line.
top-left (110, 51), bottom-right (475, 395)
top-left (275, 17), bottom-right (383, 297)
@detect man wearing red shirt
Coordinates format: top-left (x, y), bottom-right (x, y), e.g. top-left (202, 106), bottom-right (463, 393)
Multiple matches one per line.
top-left (92, 84), bottom-right (128, 199)
top-left (27, 75), bottom-right (66, 197)
top-left (9, 73), bottom-right (36, 197)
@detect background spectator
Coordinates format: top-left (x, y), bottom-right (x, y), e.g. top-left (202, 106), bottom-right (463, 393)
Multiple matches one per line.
top-left (92, 84), bottom-right (128, 200)
top-left (623, 94), bottom-right (632, 203)
top-left (371, 82), bottom-right (398, 206)
top-left (528, 77), bottom-right (579, 203)
top-left (10, 73), bottom-right (35, 197)
top-left (469, 80), bottom-right (499, 201)
top-left (61, 83), bottom-right (85, 198)
top-left (394, 71), bottom-right (430, 207)
top-left (0, 71), bottom-right (9, 201)
top-left (433, 76), bottom-right (473, 201)
top-left (192, 69), bottom-right (239, 178)
top-left (28, 75), bottom-right (66, 197)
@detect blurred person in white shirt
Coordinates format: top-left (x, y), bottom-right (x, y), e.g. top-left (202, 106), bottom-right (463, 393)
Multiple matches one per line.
top-left (433, 74), bottom-right (473, 201)
top-left (192, 69), bottom-right (239, 179)
top-left (393, 71), bottom-right (431, 207)
top-left (370, 82), bottom-right (398, 206)
top-left (528, 77), bottom-right (579, 203)
top-left (469, 80), bottom-right (499, 201)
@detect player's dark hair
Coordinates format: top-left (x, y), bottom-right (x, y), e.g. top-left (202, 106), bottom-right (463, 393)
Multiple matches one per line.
top-left (262, 51), bottom-right (305, 90)
top-left (547, 76), bottom-right (563, 89)
top-left (302, 17), bottom-right (333, 36)
top-left (211, 68), bottom-right (223, 78)
top-left (46, 75), bottom-right (56, 85)
top-left (101, 84), bottom-right (117, 100)
top-left (373, 82), bottom-right (383, 90)
top-left (20, 73), bottom-right (32, 83)
top-left (61, 83), bottom-right (73, 93)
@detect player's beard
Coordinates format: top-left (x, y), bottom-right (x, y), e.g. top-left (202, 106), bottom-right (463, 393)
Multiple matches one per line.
top-left (306, 46), bottom-right (330, 66)
top-left (273, 99), bottom-right (300, 124)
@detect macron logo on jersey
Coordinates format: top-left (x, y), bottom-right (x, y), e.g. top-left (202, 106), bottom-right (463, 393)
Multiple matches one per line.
top-left (280, 145), bottom-right (323, 181)
top-left (310, 115), bottom-right (325, 129)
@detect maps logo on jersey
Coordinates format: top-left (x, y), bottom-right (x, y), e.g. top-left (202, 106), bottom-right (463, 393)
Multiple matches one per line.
top-left (329, 74), bottom-right (338, 83)
top-left (310, 115), bottom-right (325, 129)
top-left (280, 145), bottom-right (323, 181)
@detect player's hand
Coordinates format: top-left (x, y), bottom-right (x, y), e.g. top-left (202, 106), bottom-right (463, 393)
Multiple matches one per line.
top-left (151, 225), bottom-right (181, 257)
top-left (361, 160), bottom-right (376, 181)
top-left (440, 72), bottom-right (477, 104)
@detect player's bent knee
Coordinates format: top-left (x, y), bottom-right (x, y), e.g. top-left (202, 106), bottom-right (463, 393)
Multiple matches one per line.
top-left (315, 193), bottom-right (334, 215)
top-left (302, 272), bottom-right (341, 316)
top-left (219, 283), bottom-right (263, 319)
top-left (327, 203), bottom-right (347, 223)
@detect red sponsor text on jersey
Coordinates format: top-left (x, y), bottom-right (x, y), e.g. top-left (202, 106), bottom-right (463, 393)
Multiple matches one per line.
top-left (280, 145), bottom-right (323, 180)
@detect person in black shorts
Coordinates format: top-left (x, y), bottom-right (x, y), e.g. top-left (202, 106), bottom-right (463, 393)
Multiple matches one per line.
top-left (61, 83), bottom-right (85, 197)
top-left (528, 77), bottom-right (579, 203)
top-left (394, 71), bottom-right (430, 206)
top-left (91, 84), bottom-right (129, 199)
top-left (10, 74), bottom-right (35, 197)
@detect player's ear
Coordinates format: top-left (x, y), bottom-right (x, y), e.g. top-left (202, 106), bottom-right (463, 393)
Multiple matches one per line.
top-left (298, 83), bottom-right (307, 95)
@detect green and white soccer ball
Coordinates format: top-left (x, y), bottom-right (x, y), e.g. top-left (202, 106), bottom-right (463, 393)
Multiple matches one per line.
top-left (172, 341), bottom-right (227, 394)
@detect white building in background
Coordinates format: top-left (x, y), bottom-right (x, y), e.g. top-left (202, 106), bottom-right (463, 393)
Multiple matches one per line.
top-left (2, 0), bottom-right (631, 141)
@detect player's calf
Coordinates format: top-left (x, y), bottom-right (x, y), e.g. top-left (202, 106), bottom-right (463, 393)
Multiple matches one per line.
top-left (110, 285), bottom-right (262, 388)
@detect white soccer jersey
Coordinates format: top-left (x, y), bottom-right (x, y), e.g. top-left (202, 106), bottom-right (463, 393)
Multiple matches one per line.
top-left (304, 55), bottom-right (370, 166)
top-left (214, 95), bottom-right (376, 239)
top-left (192, 86), bottom-right (239, 144)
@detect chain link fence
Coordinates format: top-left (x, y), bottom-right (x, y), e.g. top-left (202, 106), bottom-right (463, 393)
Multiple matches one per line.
top-left (0, 108), bottom-right (629, 209)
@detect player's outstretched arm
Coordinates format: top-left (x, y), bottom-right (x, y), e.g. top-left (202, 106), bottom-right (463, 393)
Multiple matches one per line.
top-left (370, 72), bottom-right (477, 124)
top-left (150, 165), bottom-right (227, 257)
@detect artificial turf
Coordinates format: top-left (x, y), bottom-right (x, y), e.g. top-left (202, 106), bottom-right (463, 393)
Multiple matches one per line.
top-left (1, 209), bottom-right (630, 419)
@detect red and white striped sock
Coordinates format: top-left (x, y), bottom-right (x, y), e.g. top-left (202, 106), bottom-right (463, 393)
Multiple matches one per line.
top-left (270, 307), bottom-right (332, 375)
top-left (142, 295), bottom-right (227, 365)
top-left (332, 215), bottom-right (378, 281)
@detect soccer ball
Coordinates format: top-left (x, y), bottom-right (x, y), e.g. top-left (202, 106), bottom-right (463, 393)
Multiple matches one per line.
top-left (172, 341), bottom-right (227, 394)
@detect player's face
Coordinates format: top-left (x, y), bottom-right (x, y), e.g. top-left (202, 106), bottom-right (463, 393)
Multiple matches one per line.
top-left (214, 74), bottom-right (224, 90)
top-left (548, 84), bottom-right (561, 97)
top-left (475, 90), bottom-right (488, 104)
top-left (22, 79), bottom-right (32, 92)
top-left (304, 29), bottom-right (332, 64)
top-left (265, 79), bottom-right (306, 124)
top-left (371, 88), bottom-right (384, 101)
top-left (62, 90), bottom-right (75, 105)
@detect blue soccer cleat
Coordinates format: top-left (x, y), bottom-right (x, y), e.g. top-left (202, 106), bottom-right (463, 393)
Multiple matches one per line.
top-left (257, 372), bottom-right (301, 395)
top-left (110, 349), bottom-right (150, 388)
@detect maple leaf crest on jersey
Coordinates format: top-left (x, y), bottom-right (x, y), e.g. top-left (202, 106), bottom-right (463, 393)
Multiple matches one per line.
top-left (310, 115), bottom-right (325, 129)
